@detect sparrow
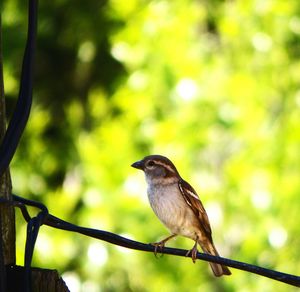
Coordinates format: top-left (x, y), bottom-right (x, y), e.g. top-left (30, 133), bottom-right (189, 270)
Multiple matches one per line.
top-left (131, 154), bottom-right (231, 277)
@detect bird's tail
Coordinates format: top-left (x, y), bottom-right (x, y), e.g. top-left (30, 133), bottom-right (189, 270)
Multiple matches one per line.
top-left (199, 240), bottom-right (231, 277)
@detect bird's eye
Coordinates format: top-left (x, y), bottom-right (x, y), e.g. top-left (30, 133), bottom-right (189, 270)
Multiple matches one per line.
top-left (147, 160), bottom-right (155, 167)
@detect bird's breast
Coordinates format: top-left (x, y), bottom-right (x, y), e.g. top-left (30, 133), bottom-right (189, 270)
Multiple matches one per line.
top-left (147, 183), bottom-right (198, 238)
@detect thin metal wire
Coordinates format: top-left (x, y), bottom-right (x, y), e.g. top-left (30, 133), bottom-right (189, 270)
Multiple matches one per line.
top-left (6, 195), bottom-right (300, 288)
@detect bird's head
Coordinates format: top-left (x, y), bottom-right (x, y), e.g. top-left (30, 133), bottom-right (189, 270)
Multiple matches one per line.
top-left (131, 155), bottom-right (180, 184)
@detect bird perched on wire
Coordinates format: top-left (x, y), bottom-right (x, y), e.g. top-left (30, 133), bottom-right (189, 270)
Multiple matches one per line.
top-left (131, 154), bottom-right (231, 277)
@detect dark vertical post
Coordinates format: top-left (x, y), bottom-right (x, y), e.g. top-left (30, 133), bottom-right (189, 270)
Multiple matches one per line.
top-left (0, 13), bottom-right (16, 290)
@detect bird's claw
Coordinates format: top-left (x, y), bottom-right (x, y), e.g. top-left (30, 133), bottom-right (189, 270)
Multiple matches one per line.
top-left (151, 241), bottom-right (166, 258)
top-left (150, 234), bottom-right (176, 259)
top-left (186, 241), bottom-right (198, 263)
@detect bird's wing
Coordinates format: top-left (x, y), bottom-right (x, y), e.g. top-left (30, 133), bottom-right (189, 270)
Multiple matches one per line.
top-left (178, 179), bottom-right (212, 238)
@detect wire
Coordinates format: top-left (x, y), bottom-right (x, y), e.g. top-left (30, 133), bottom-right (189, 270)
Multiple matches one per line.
top-left (0, 0), bottom-right (38, 177)
top-left (3, 195), bottom-right (299, 288)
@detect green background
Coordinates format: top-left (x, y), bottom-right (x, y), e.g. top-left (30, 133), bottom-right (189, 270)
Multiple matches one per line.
top-left (2, 0), bottom-right (300, 291)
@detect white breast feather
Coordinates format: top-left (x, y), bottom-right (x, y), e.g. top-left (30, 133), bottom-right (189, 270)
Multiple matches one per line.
top-left (147, 183), bottom-right (198, 239)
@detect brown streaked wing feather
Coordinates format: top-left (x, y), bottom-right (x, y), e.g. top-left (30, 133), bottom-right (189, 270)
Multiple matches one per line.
top-left (178, 179), bottom-right (212, 237)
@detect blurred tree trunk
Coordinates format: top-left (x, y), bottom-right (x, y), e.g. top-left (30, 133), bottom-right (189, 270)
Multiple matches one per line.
top-left (0, 14), bottom-right (16, 291)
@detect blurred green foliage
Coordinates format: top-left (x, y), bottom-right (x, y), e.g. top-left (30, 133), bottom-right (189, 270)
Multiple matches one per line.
top-left (2, 0), bottom-right (300, 291)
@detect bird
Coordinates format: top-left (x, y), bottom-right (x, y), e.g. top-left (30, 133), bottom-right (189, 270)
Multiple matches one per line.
top-left (131, 154), bottom-right (231, 277)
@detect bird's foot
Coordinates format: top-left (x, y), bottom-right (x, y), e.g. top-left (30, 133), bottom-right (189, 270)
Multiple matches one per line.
top-left (185, 240), bottom-right (198, 263)
top-left (150, 234), bottom-right (177, 258)
top-left (151, 241), bottom-right (166, 258)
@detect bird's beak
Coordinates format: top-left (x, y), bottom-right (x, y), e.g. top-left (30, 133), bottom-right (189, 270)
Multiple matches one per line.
top-left (131, 160), bottom-right (144, 170)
